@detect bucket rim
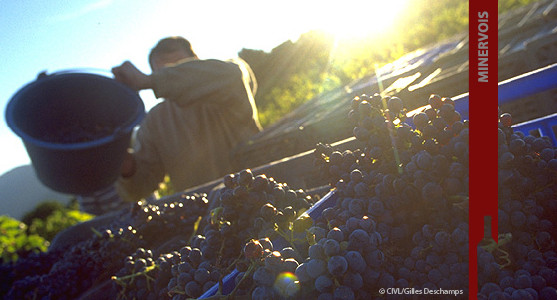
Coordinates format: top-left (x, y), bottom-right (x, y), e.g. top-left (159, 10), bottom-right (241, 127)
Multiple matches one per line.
top-left (5, 72), bottom-right (146, 150)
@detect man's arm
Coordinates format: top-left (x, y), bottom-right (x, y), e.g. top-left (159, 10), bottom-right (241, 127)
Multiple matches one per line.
top-left (150, 59), bottom-right (245, 106)
top-left (112, 61), bottom-right (154, 91)
top-left (112, 58), bottom-right (258, 113)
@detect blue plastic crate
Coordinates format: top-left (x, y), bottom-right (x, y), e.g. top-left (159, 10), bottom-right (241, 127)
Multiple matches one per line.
top-left (512, 113), bottom-right (557, 146)
top-left (406, 63), bottom-right (557, 143)
top-left (500, 63), bottom-right (557, 145)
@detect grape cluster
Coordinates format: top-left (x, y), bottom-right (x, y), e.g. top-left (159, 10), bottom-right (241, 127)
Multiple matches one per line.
top-left (164, 244), bottom-right (225, 299)
top-left (476, 111), bottom-right (557, 299)
top-left (110, 169), bottom-right (316, 299)
top-left (3, 193), bottom-right (209, 299)
top-left (5, 226), bottom-right (141, 300)
top-left (206, 170), bottom-right (314, 293)
top-left (210, 237), bottom-right (304, 299)
top-left (309, 93), bottom-right (470, 299)
top-left (219, 169), bottom-right (312, 234)
top-left (0, 250), bottom-right (63, 297)
top-left (129, 193), bottom-right (209, 245)
top-left (112, 247), bottom-right (177, 300)
top-left (203, 169), bottom-right (313, 266)
top-left (211, 93), bottom-right (470, 299)
top-left (315, 94), bottom-right (468, 189)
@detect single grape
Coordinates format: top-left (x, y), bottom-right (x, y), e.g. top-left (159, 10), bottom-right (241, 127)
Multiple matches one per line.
top-left (327, 256), bottom-right (348, 276)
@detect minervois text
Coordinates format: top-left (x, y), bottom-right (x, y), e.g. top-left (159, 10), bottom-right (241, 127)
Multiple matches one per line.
top-left (478, 11), bottom-right (489, 82)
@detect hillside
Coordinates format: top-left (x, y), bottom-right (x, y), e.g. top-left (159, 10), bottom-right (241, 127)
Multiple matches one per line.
top-left (0, 165), bottom-right (72, 220)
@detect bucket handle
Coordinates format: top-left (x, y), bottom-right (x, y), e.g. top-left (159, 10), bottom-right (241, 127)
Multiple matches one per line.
top-left (36, 68), bottom-right (115, 80)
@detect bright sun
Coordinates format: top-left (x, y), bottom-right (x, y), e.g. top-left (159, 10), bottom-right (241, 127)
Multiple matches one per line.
top-left (297, 0), bottom-right (410, 42)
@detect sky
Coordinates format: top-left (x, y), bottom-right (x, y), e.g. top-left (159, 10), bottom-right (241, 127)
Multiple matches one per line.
top-left (0, 0), bottom-right (408, 178)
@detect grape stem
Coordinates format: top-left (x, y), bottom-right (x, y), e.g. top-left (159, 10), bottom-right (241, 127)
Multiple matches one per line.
top-left (111, 264), bottom-right (157, 289)
top-left (227, 262), bottom-right (257, 298)
top-left (187, 216), bottom-right (203, 244)
top-left (275, 227), bottom-right (301, 254)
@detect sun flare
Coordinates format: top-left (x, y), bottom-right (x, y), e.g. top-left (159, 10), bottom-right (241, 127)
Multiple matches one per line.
top-left (298, 0), bottom-right (410, 42)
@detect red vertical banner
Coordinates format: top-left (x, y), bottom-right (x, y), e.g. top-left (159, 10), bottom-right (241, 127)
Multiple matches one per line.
top-left (469, 0), bottom-right (498, 299)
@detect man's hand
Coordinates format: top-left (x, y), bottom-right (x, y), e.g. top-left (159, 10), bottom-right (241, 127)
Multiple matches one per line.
top-left (121, 150), bottom-right (136, 178)
top-left (112, 61), bottom-right (153, 91)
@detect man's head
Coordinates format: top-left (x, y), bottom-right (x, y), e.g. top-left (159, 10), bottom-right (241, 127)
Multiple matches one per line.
top-left (149, 36), bottom-right (198, 72)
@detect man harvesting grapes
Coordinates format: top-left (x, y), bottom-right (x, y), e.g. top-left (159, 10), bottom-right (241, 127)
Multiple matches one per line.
top-left (79, 36), bottom-right (261, 213)
top-left (113, 36), bottom-right (262, 202)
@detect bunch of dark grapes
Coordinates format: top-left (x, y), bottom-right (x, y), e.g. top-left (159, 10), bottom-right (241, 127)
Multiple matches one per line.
top-left (313, 93), bottom-right (468, 239)
top-left (309, 93), bottom-right (469, 299)
top-left (314, 93), bottom-right (400, 184)
top-left (111, 170), bottom-right (315, 299)
top-left (129, 193), bottom-right (209, 245)
top-left (118, 232), bottom-right (232, 300)
top-left (476, 110), bottom-right (557, 299)
top-left (164, 244), bottom-right (225, 299)
top-left (224, 238), bottom-right (304, 299)
top-left (296, 216), bottom-right (389, 299)
top-left (203, 169), bottom-right (313, 267)
top-left (0, 264), bottom-right (12, 296)
top-left (0, 250), bottom-right (63, 297)
top-left (112, 247), bottom-right (179, 300)
top-left (4, 193), bottom-right (209, 299)
top-left (5, 226), bottom-right (141, 300)
top-left (203, 93), bottom-right (469, 299)
top-left (296, 203), bottom-right (468, 299)
top-left (314, 94), bottom-right (467, 191)
top-left (412, 95), bottom-right (465, 157)
top-left (183, 169), bottom-right (314, 296)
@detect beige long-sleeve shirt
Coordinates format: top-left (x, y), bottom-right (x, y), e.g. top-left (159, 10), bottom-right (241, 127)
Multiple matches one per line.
top-left (116, 57), bottom-right (261, 202)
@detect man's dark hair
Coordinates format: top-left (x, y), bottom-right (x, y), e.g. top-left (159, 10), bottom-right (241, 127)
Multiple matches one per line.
top-left (149, 36), bottom-right (198, 68)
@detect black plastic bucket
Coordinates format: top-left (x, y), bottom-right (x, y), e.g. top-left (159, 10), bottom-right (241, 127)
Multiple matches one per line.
top-left (5, 72), bottom-right (145, 194)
